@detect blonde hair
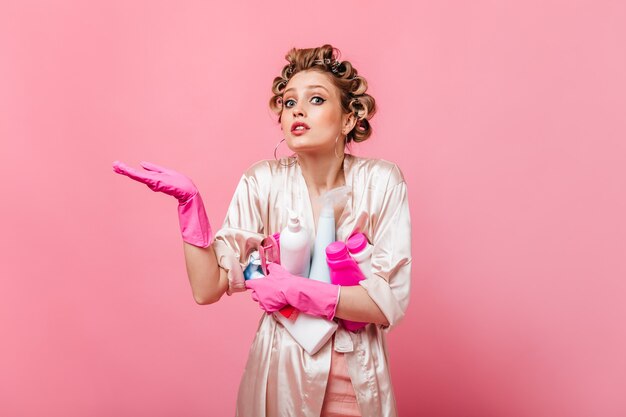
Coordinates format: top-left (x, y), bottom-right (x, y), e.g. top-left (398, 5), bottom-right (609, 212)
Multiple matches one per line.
top-left (269, 44), bottom-right (376, 143)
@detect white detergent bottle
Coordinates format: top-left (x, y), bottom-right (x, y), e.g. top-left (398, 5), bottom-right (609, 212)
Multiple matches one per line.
top-left (308, 186), bottom-right (351, 283)
top-left (274, 201), bottom-right (338, 355)
top-left (279, 209), bottom-right (311, 278)
top-left (346, 232), bottom-right (375, 280)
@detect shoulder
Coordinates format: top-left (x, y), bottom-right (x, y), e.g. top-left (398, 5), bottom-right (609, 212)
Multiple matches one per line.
top-left (242, 158), bottom-right (293, 178)
top-left (236, 159), bottom-right (288, 197)
top-left (348, 155), bottom-right (406, 190)
top-left (242, 159), bottom-right (274, 178)
top-left (238, 159), bottom-right (282, 186)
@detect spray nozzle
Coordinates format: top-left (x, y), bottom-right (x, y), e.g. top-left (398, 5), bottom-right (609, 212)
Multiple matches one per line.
top-left (317, 185), bottom-right (351, 217)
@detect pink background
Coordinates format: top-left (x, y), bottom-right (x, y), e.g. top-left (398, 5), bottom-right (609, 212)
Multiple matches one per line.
top-left (1, 1), bottom-right (625, 416)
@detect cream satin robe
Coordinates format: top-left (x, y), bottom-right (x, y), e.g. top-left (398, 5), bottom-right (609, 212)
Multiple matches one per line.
top-left (212, 154), bottom-right (412, 417)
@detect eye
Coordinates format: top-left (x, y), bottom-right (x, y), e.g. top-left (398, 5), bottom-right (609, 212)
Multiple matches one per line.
top-left (284, 98), bottom-right (296, 108)
top-left (311, 96), bottom-right (326, 105)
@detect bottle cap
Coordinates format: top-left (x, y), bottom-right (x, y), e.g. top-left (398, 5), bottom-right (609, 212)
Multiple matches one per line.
top-left (347, 233), bottom-right (368, 253)
top-left (326, 241), bottom-right (348, 260)
top-left (287, 209), bottom-right (301, 232)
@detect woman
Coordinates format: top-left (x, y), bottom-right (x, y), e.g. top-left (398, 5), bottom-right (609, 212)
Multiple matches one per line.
top-left (113, 44), bottom-right (411, 417)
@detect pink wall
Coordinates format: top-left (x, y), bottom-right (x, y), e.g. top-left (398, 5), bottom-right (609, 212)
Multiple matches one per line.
top-left (1, 1), bottom-right (625, 416)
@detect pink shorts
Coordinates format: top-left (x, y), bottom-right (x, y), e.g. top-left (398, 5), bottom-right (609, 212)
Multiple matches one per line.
top-left (320, 345), bottom-right (362, 417)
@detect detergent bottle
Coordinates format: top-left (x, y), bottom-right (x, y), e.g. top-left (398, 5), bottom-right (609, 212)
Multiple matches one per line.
top-left (326, 236), bottom-right (370, 333)
top-left (279, 209), bottom-right (311, 278)
top-left (308, 186), bottom-right (351, 283)
top-left (276, 209), bottom-right (309, 319)
top-left (346, 232), bottom-right (375, 280)
top-left (325, 241), bottom-right (366, 286)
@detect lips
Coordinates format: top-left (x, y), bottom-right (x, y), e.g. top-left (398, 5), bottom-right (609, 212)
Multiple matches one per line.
top-left (291, 122), bottom-right (310, 133)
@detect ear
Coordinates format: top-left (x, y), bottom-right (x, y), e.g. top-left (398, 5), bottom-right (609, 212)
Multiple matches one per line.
top-left (342, 112), bottom-right (358, 135)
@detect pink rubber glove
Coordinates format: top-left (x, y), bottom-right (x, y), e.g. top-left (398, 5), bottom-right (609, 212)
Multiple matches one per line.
top-left (112, 160), bottom-right (212, 248)
top-left (245, 263), bottom-right (340, 321)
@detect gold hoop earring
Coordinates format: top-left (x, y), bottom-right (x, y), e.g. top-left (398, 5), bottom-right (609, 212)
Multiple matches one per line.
top-left (274, 138), bottom-right (297, 167)
top-left (334, 134), bottom-right (347, 159)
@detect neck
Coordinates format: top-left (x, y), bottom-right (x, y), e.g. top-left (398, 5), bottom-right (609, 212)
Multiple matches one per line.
top-left (297, 152), bottom-right (346, 197)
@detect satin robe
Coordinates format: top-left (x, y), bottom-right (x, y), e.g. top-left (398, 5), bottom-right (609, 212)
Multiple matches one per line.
top-left (212, 154), bottom-right (412, 417)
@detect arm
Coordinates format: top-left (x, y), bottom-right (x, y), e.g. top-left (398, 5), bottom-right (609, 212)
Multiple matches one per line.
top-left (183, 242), bottom-right (229, 305)
top-left (246, 263), bottom-right (390, 326)
top-left (359, 177), bottom-right (412, 330)
top-left (210, 164), bottom-right (270, 295)
top-left (245, 265), bottom-right (389, 326)
top-left (334, 286), bottom-right (389, 326)
top-left (113, 160), bottom-right (228, 304)
top-left (302, 170), bottom-right (410, 329)
top-left (187, 164), bottom-right (269, 302)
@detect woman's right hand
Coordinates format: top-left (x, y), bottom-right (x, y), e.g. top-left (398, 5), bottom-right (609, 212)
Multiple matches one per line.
top-left (112, 160), bottom-right (212, 248)
top-left (112, 160), bottom-right (198, 204)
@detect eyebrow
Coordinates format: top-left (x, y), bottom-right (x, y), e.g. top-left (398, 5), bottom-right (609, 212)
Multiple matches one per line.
top-left (283, 85), bottom-right (330, 94)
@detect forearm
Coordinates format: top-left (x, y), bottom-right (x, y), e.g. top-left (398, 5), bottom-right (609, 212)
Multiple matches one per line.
top-left (334, 285), bottom-right (389, 326)
top-left (183, 241), bottom-right (228, 304)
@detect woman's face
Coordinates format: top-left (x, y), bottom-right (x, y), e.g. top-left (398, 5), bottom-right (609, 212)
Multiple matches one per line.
top-left (280, 70), bottom-right (353, 156)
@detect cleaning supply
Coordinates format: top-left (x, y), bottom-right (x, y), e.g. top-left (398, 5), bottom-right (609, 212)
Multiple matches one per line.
top-left (243, 251), bottom-right (264, 280)
top-left (346, 232), bottom-right (375, 280)
top-left (345, 233), bottom-right (375, 331)
top-left (308, 186), bottom-right (351, 283)
top-left (279, 209), bottom-right (311, 278)
top-left (257, 233), bottom-right (295, 319)
top-left (247, 263), bottom-right (339, 355)
top-left (277, 210), bottom-right (310, 319)
top-left (326, 240), bottom-right (368, 332)
top-left (328, 233), bottom-right (377, 332)
top-left (271, 193), bottom-right (348, 354)
top-left (325, 241), bottom-right (366, 286)
top-left (259, 233), bottom-right (280, 276)
top-left (277, 310), bottom-right (338, 355)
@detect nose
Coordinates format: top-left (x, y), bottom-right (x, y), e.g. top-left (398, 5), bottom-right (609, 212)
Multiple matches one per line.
top-left (291, 101), bottom-right (305, 117)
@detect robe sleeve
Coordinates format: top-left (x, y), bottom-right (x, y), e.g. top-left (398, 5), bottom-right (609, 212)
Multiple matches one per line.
top-left (211, 162), bottom-right (269, 295)
top-left (359, 165), bottom-right (412, 330)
